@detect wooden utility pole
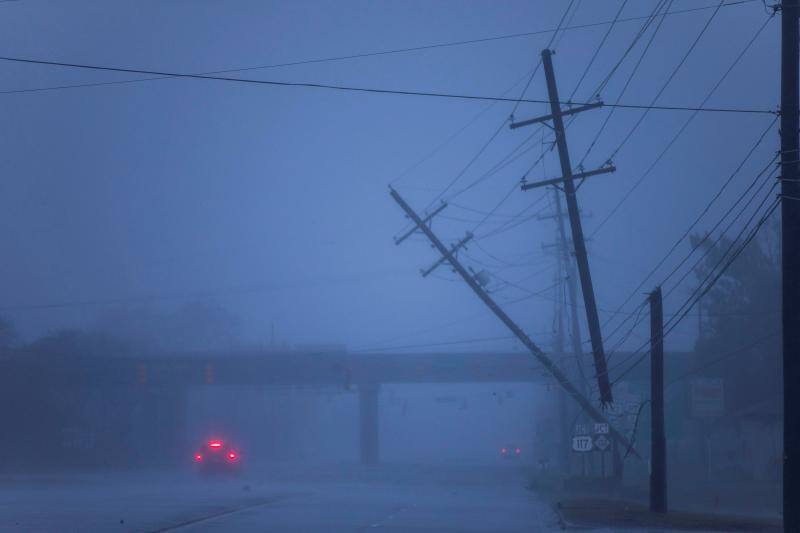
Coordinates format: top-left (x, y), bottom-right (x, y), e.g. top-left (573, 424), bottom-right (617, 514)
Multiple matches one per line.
top-left (390, 187), bottom-right (639, 457)
top-left (782, 1), bottom-right (800, 529)
top-left (649, 287), bottom-right (667, 513)
top-left (551, 189), bottom-right (588, 390)
top-left (552, 281), bottom-right (571, 474)
top-left (511, 49), bottom-right (615, 405)
top-left (550, 189), bottom-right (587, 475)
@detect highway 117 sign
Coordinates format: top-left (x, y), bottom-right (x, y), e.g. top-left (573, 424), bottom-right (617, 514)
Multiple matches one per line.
top-left (572, 435), bottom-right (593, 452)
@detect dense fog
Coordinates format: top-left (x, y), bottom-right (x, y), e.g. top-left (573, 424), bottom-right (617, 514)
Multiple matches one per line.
top-left (0, 1), bottom-right (787, 531)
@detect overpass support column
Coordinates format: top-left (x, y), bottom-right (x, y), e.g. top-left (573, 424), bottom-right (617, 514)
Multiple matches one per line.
top-left (359, 384), bottom-right (380, 465)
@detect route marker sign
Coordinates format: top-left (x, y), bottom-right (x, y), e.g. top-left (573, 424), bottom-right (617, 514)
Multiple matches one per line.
top-left (574, 424), bottom-right (589, 435)
top-left (594, 434), bottom-right (611, 452)
top-left (572, 435), bottom-right (593, 452)
top-left (593, 422), bottom-right (609, 435)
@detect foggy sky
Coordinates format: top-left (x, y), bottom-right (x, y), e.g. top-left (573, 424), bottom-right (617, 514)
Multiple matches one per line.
top-left (0, 0), bottom-right (779, 353)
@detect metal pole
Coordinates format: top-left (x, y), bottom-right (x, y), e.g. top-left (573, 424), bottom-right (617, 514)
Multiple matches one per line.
top-left (782, 1), bottom-right (800, 528)
top-left (649, 287), bottom-right (667, 513)
top-left (541, 49), bottom-right (612, 405)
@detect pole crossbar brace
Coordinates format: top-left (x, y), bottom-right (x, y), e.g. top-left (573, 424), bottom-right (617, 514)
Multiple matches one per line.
top-left (510, 101), bottom-right (604, 130)
top-left (394, 201), bottom-right (447, 245)
top-left (521, 165), bottom-right (617, 191)
top-left (421, 232), bottom-right (472, 277)
top-left (389, 186), bottom-right (640, 458)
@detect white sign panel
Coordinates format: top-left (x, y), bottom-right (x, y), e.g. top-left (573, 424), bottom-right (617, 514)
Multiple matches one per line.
top-left (572, 435), bottom-right (593, 452)
top-left (574, 424), bottom-right (589, 435)
top-left (593, 423), bottom-right (609, 435)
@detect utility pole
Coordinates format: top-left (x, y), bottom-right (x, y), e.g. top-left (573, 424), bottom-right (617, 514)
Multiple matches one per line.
top-left (552, 279), bottom-right (571, 475)
top-left (553, 189), bottom-right (589, 394)
top-left (511, 49), bottom-right (615, 405)
top-left (390, 187), bottom-right (639, 457)
top-left (649, 287), bottom-right (667, 513)
top-left (550, 189), bottom-right (589, 391)
top-left (782, 1), bottom-right (800, 529)
top-left (549, 189), bottom-right (586, 476)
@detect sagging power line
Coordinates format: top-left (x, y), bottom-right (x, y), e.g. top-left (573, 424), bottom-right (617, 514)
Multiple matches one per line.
top-left (0, 56), bottom-right (777, 115)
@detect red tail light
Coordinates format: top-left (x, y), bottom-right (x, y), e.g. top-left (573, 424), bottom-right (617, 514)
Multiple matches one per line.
top-left (515, 448), bottom-right (521, 455)
top-left (194, 454), bottom-right (203, 462)
top-left (227, 451), bottom-right (238, 461)
top-left (209, 441), bottom-right (222, 449)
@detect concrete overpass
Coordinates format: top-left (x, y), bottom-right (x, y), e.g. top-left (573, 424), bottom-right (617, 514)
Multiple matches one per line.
top-left (0, 348), bottom-right (554, 466)
top-left (0, 348), bottom-right (679, 466)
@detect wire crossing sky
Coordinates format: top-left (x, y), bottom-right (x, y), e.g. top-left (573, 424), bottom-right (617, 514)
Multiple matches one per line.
top-left (0, 0), bottom-right (783, 355)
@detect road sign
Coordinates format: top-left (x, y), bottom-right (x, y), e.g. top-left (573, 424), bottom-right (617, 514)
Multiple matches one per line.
top-left (594, 434), bottom-right (611, 452)
top-left (593, 422), bottom-right (609, 435)
top-left (572, 435), bottom-right (593, 452)
top-left (574, 424), bottom-right (589, 435)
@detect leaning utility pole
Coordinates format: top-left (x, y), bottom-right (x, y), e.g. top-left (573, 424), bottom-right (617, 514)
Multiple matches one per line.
top-left (547, 189), bottom-right (588, 475)
top-left (649, 287), bottom-right (667, 513)
top-left (781, 1), bottom-right (799, 529)
top-left (550, 188), bottom-right (588, 391)
top-left (552, 279), bottom-right (571, 474)
top-left (389, 187), bottom-right (639, 457)
top-left (511, 49), bottom-right (615, 405)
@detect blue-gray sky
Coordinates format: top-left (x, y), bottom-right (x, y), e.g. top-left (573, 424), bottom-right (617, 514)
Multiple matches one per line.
top-left (0, 0), bottom-right (780, 353)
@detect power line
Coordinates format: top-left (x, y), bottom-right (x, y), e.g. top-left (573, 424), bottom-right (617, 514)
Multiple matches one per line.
top-left (421, 116), bottom-right (509, 210)
top-left (590, 10), bottom-right (776, 236)
top-left (606, 159), bottom-right (777, 362)
top-left (510, 0), bottom-right (575, 118)
top-left (471, 181), bottom-right (522, 234)
top-left (606, 0), bottom-right (727, 161)
top-left (559, 0), bottom-right (660, 172)
top-left (568, 0), bottom-right (630, 102)
top-left (474, 191), bottom-right (551, 240)
top-left (578, 0), bottom-right (674, 167)
top-left (0, 56), bottom-right (776, 115)
top-left (664, 190), bottom-right (780, 328)
top-left (449, 202), bottom-right (520, 219)
top-left (590, 0), bottom-right (669, 99)
top-left (608, 190), bottom-right (780, 385)
top-left (0, 2), bottom-right (761, 94)
top-left (583, 12), bottom-right (778, 350)
top-left (662, 163), bottom-right (779, 300)
top-left (604, 299), bottom-right (649, 357)
top-left (597, 119), bottom-right (777, 341)
top-left (447, 125), bottom-right (544, 200)
top-left (390, 67), bottom-right (537, 187)
top-left (606, 166), bottom-right (779, 372)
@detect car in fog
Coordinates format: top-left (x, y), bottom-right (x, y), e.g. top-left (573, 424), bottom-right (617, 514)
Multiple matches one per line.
top-left (193, 439), bottom-right (241, 473)
top-left (500, 445), bottom-right (521, 460)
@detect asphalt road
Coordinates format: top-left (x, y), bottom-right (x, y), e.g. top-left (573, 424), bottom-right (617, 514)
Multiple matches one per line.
top-left (0, 464), bottom-right (728, 532)
top-left (0, 464), bottom-right (557, 532)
